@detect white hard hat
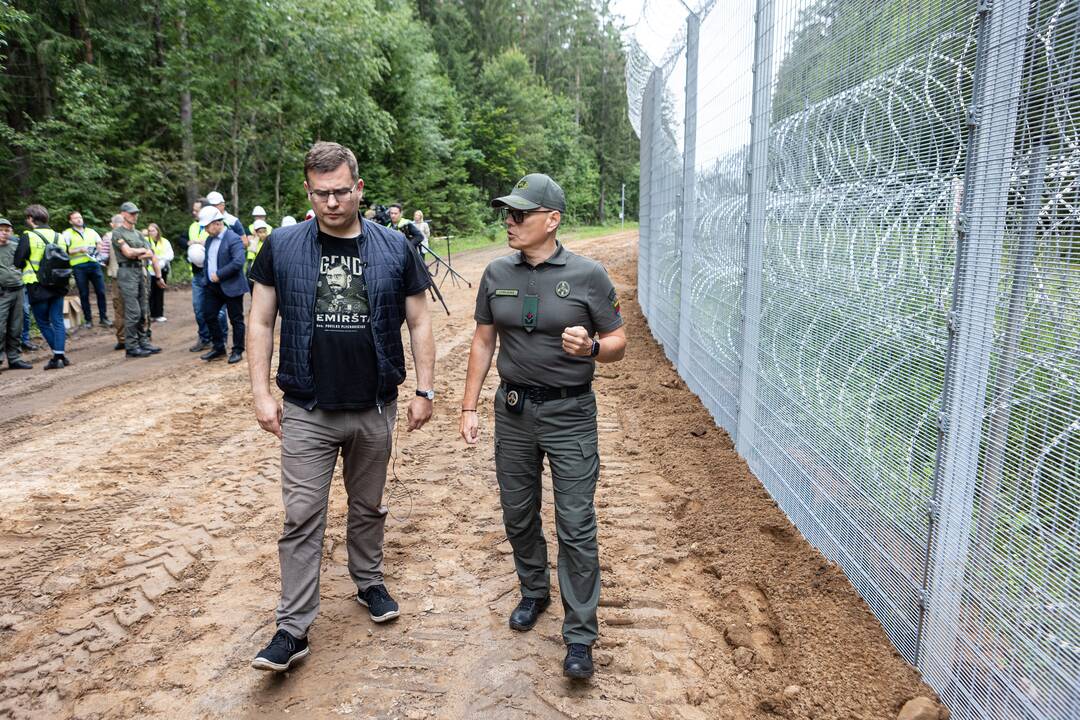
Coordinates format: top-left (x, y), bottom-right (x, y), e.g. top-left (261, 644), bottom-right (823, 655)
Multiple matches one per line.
top-left (251, 205), bottom-right (267, 217)
top-left (198, 205), bottom-right (225, 226)
top-left (187, 243), bottom-right (206, 268)
top-left (251, 219), bottom-right (270, 232)
top-left (206, 191), bottom-right (225, 205)
top-left (280, 215), bottom-right (297, 227)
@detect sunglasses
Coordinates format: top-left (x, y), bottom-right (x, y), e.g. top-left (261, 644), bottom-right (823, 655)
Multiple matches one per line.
top-left (500, 207), bottom-right (553, 224)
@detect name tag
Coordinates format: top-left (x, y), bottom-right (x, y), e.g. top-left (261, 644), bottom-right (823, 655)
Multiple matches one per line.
top-left (495, 289), bottom-right (518, 297)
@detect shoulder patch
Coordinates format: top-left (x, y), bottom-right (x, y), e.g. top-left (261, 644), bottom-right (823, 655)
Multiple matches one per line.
top-left (608, 287), bottom-right (621, 315)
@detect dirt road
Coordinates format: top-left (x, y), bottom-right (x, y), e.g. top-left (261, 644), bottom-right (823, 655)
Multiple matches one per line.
top-left (0, 233), bottom-right (937, 719)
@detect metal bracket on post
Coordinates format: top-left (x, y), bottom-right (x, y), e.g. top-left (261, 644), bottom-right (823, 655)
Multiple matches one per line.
top-left (676, 12), bottom-right (700, 378)
top-left (916, 0), bottom-right (1029, 684)
top-left (735, 0), bottom-right (775, 455)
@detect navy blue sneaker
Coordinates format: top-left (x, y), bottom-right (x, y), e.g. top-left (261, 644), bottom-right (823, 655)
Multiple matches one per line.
top-left (357, 584), bottom-right (400, 623)
top-left (251, 629), bottom-right (309, 672)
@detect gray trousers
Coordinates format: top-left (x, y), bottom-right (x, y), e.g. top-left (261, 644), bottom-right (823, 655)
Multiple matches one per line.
top-left (0, 287), bottom-right (23, 364)
top-left (276, 402), bottom-right (396, 638)
top-left (117, 267), bottom-right (148, 350)
top-left (494, 386), bottom-right (601, 646)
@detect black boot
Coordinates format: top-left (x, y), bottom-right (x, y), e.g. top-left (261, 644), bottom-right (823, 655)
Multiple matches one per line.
top-left (563, 644), bottom-right (593, 679)
top-left (508, 596), bottom-right (550, 632)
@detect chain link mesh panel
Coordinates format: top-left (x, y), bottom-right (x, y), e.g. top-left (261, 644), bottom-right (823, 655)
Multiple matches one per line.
top-left (625, 0), bottom-right (1078, 717)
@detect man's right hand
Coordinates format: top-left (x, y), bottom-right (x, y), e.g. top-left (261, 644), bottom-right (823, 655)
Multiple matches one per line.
top-left (459, 411), bottom-right (480, 445)
top-left (254, 394), bottom-right (282, 439)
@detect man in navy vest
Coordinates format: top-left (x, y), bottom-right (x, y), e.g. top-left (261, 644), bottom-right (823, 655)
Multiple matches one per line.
top-left (246, 141), bottom-right (436, 672)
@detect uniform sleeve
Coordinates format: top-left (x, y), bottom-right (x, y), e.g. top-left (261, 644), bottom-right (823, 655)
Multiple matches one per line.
top-left (13, 234), bottom-right (29, 269)
top-left (248, 235), bottom-right (275, 286)
top-left (402, 243), bottom-right (431, 295)
top-left (587, 262), bottom-right (624, 333)
top-left (474, 267), bottom-right (493, 324)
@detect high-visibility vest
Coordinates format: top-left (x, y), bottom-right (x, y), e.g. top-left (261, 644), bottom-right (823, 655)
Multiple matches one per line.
top-left (22, 228), bottom-right (61, 285)
top-left (60, 226), bottom-right (101, 266)
top-left (188, 221), bottom-right (207, 245)
top-left (146, 236), bottom-right (171, 274)
top-left (246, 234), bottom-right (266, 262)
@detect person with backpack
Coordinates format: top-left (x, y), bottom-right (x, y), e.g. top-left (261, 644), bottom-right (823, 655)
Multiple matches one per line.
top-left (16, 204), bottom-right (71, 370)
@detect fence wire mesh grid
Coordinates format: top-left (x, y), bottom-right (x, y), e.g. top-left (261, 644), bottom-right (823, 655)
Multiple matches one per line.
top-left (623, 1), bottom-right (1078, 718)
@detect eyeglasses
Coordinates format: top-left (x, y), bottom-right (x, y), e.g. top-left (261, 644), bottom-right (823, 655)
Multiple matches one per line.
top-left (308, 187), bottom-right (355, 203)
top-left (500, 207), bottom-right (552, 224)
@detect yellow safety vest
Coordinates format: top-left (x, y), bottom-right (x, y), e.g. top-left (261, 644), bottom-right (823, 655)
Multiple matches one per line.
top-left (246, 234), bottom-right (266, 262)
top-left (188, 221), bottom-right (207, 245)
top-left (60, 226), bottom-right (100, 266)
top-left (21, 228), bottom-right (61, 285)
top-left (145, 236), bottom-right (170, 274)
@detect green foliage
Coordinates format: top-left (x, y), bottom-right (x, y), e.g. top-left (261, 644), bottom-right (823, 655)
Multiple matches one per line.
top-left (0, 0), bottom-right (638, 239)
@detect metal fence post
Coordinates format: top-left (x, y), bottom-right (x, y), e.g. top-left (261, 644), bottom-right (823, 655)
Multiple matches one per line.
top-left (736, 0), bottom-right (774, 455)
top-left (638, 67), bottom-right (659, 320)
top-left (918, 0), bottom-right (1030, 690)
top-left (677, 12), bottom-right (700, 376)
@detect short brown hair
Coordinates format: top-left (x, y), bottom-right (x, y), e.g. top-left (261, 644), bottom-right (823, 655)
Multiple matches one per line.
top-left (25, 204), bottom-right (49, 225)
top-left (304, 142), bottom-right (358, 182)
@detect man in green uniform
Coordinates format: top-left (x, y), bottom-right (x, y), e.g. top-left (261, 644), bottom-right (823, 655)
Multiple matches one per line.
top-left (0, 218), bottom-right (32, 371)
top-left (112, 201), bottom-right (164, 358)
top-left (459, 173), bottom-right (627, 680)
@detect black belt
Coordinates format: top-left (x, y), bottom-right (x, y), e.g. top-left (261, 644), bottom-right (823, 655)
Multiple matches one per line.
top-left (500, 381), bottom-right (591, 402)
top-left (119, 262), bottom-right (142, 268)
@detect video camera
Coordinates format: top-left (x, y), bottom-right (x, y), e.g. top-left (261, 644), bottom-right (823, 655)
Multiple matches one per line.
top-left (370, 204), bottom-right (392, 226)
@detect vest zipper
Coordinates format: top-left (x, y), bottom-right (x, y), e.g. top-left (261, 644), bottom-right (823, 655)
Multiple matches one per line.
top-left (357, 226), bottom-right (384, 415)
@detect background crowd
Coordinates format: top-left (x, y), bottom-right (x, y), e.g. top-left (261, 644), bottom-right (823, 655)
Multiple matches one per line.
top-left (0, 195), bottom-right (434, 372)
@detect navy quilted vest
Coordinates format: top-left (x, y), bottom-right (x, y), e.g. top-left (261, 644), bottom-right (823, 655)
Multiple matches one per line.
top-left (271, 217), bottom-right (412, 408)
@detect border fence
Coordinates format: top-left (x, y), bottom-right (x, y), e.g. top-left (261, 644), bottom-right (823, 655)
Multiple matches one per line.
top-left (624, 1), bottom-right (1077, 718)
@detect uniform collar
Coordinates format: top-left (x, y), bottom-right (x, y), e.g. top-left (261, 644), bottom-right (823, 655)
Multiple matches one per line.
top-left (515, 241), bottom-right (567, 267)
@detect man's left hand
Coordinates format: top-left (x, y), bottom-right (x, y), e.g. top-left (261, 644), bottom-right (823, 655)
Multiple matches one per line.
top-left (561, 326), bottom-right (593, 357)
top-left (210, 273), bottom-right (219, 283)
top-left (155, 277), bottom-right (166, 289)
top-left (407, 397), bottom-right (432, 431)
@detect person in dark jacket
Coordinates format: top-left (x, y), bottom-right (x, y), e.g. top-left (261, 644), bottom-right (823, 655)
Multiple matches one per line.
top-left (246, 141), bottom-right (435, 673)
top-left (197, 205), bottom-right (248, 364)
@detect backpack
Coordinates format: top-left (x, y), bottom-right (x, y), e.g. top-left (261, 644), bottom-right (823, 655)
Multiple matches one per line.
top-left (30, 230), bottom-right (72, 291)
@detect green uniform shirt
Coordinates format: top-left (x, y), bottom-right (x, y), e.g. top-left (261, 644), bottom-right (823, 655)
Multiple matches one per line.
top-left (474, 242), bottom-right (623, 387)
top-left (111, 226), bottom-right (148, 266)
top-left (0, 240), bottom-right (21, 287)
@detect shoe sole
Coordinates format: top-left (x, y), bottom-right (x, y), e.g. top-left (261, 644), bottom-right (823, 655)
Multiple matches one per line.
top-left (356, 596), bottom-right (400, 623)
top-left (251, 646), bottom-right (310, 672)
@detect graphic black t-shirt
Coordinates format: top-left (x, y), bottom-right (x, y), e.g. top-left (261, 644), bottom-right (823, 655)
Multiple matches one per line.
top-left (250, 230), bottom-right (381, 409)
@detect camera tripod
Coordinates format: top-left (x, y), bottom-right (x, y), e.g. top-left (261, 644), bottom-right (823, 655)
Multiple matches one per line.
top-left (414, 238), bottom-right (470, 315)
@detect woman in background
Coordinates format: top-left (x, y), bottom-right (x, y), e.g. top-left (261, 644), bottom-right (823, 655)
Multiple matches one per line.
top-left (146, 223), bottom-right (173, 322)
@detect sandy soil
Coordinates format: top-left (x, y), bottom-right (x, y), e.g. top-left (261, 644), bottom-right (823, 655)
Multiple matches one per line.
top-left (0, 232), bottom-right (939, 719)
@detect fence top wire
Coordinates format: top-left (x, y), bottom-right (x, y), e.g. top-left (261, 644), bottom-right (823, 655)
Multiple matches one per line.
top-left (617, 0), bottom-right (717, 135)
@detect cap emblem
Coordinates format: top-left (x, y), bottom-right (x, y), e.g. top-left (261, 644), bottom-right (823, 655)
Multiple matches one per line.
top-left (515, 179), bottom-right (529, 189)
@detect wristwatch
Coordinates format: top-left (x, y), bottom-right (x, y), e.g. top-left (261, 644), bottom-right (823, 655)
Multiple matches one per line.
top-left (416, 389), bottom-right (435, 400)
top-left (590, 339), bottom-right (601, 358)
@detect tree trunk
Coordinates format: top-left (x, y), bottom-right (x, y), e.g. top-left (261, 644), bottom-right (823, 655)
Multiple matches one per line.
top-left (177, 8), bottom-right (197, 207)
top-left (73, 0), bottom-right (94, 63)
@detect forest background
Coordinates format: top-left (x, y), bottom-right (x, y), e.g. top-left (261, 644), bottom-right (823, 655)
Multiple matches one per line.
top-left (0, 0), bottom-right (638, 240)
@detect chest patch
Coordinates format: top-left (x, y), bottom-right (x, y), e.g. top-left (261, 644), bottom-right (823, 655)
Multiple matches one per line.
top-left (554, 280), bottom-right (570, 298)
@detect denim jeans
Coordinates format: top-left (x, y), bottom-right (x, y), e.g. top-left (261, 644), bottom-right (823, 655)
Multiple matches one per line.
top-left (73, 262), bottom-right (108, 323)
top-left (192, 269), bottom-right (227, 344)
top-left (21, 291), bottom-right (30, 344)
top-left (30, 295), bottom-right (66, 354)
